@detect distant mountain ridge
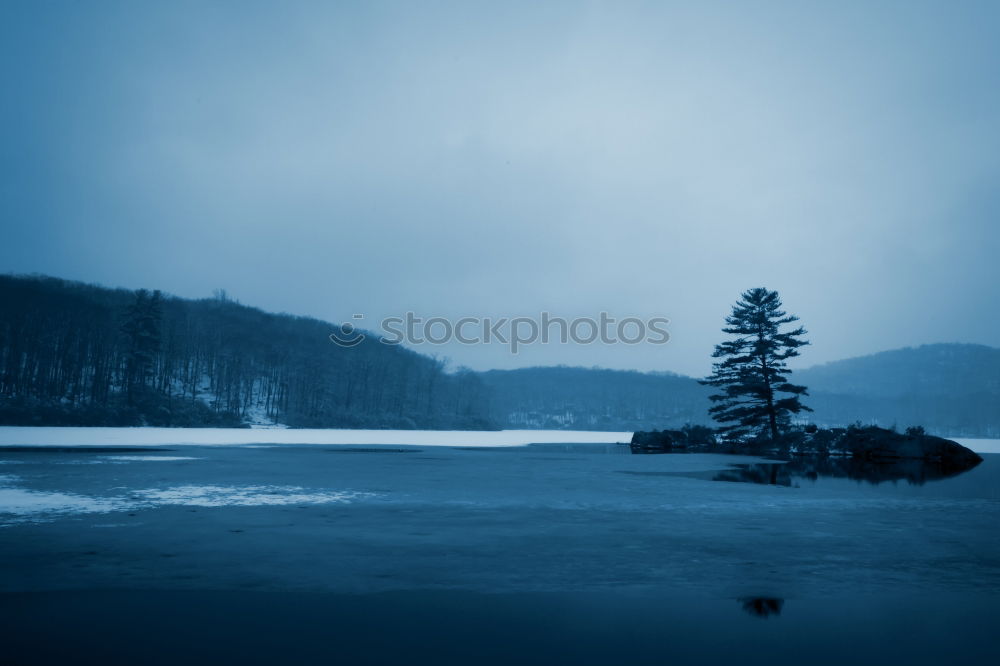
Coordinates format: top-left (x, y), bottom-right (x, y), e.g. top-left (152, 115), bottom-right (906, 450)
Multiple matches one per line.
top-left (796, 343), bottom-right (1000, 397)
top-left (478, 344), bottom-right (1000, 437)
top-left (797, 344), bottom-right (1000, 437)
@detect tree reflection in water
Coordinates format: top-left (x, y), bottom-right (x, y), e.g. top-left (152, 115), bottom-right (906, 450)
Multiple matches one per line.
top-left (714, 455), bottom-right (981, 487)
top-left (739, 597), bottom-right (784, 618)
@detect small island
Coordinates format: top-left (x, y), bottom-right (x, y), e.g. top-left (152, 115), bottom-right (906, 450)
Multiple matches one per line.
top-left (631, 288), bottom-right (983, 478)
top-left (631, 423), bottom-right (982, 472)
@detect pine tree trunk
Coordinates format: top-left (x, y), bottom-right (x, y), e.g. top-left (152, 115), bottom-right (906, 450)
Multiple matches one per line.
top-left (759, 350), bottom-right (779, 441)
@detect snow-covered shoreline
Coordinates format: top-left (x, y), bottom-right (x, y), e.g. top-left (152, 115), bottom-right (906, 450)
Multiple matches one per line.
top-left (0, 426), bottom-right (996, 453)
top-left (953, 439), bottom-right (1000, 454)
top-left (0, 426), bottom-right (632, 448)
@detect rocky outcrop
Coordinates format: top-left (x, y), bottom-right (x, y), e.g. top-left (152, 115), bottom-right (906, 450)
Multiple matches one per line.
top-left (838, 426), bottom-right (982, 469)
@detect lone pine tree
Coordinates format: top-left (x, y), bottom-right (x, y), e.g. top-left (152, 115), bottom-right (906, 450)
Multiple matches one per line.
top-left (701, 287), bottom-right (810, 440)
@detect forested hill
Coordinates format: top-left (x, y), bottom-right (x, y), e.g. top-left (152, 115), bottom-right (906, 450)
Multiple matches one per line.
top-left (795, 344), bottom-right (1000, 398)
top-left (797, 344), bottom-right (1000, 437)
top-left (0, 275), bottom-right (491, 429)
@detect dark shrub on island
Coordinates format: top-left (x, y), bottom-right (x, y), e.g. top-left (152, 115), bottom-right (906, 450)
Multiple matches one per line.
top-left (630, 425), bottom-right (717, 452)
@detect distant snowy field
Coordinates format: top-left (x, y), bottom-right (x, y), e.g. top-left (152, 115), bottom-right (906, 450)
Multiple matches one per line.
top-left (0, 427), bottom-right (995, 453)
top-left (0, 427), bottom-right (632, 448)
top-left (954, 439), bottom-right (1000, 454)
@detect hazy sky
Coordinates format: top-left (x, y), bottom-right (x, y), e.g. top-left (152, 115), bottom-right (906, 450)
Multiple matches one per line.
top-left (2, 1), bottom-right (998, 376)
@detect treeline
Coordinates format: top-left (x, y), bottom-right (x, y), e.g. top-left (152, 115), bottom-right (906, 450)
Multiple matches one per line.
top-left (0, 275), bottom-right (492, 429)
top-left (478, 366), bottom-right (713, 431)
top-left (4, 275), bottom-right (997, 437)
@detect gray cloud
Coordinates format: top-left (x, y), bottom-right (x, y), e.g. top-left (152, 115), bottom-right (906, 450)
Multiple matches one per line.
top-left (2, 1), bottom-right (998, 376)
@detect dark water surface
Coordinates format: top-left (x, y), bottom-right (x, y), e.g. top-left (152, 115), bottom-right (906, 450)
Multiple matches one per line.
top-left (1, 443), bottom-right (998, 664)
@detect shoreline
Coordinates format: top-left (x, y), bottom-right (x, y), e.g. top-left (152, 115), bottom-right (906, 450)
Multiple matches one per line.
top-left (0, 426), bottom-right (997, 453)
top-left (0, 426), bottom-right (632, 448)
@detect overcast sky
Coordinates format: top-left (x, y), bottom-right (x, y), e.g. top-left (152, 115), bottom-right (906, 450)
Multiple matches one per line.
top-left (2, 1), bottom-right (998, 376)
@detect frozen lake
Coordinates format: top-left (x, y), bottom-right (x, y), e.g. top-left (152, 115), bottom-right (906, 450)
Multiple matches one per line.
top-left (1, 433), bottom-right (998, 664)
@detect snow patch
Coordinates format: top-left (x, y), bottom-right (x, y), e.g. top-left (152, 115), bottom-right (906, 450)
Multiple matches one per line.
top-left (0, 478), bottom-right (130, 524)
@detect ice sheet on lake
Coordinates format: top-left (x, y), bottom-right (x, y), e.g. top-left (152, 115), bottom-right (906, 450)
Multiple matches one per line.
top-left (0, 488), bottom-right (125, 519)
top-left (0, 426), bottom-right (632, 448)
top-left (0, 472), bottom-right (130, 524)
top-left (102, 456), bottom-right (200, 462)
top-left (55, 456), bottom-right (201, 465)
top-left (134, 485), bottom-right (370, 507)
top-left (0, 473), bottom-right (370, 525)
